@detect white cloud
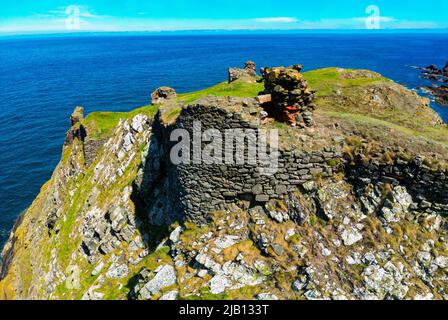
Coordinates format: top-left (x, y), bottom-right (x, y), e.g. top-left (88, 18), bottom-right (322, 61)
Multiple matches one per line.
top-left (352, 16), bottom-right (397, 23)
top-left (40, 6), bottom-right (105, 19)
top-left (254, 17), bottom-right (298, 23)
top-left (1, 13), bottom-right (447, 35)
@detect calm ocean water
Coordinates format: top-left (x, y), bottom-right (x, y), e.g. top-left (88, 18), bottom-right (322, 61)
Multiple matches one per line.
top-left (0, 33), bottom-right (447, 246)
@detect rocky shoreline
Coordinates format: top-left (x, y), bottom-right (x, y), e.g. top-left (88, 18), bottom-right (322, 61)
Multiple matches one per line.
top-left (416, 62), bottom-right (448, 105)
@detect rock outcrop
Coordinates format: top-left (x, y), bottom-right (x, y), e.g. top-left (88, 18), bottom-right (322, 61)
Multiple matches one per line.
top-left (151, 86), bottom-right (177, 105)
top-left (64, 107), bottom-right (87, 145)
top-left (228, 61), bottom-right (257, 83)
top-left (418, 62), bottom-right (448, 105)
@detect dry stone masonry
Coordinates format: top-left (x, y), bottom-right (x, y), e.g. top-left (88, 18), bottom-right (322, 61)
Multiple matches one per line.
top-left (137, 93), bottom-right (448, 227)
top-left (228, 61), bottom-right (257, 83)
top-left (348, 155), bottom-right (448, 215)
top-left (260, 65), bottom-right (316, 127)
top-left (137, 96), bottom-right (343, 226)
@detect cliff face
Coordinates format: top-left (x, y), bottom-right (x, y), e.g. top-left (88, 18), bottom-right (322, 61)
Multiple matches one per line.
top-left (1, 67), bottom-right (448, 300)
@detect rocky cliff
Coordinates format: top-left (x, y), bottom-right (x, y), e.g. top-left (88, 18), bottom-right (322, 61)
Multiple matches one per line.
top-left (1, 66), bottom-right (447, 300)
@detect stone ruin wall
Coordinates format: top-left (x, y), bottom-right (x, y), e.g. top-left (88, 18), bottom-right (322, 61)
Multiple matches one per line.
top-left (228, 61), bottom-right (257, 83)
top-left (259, 65), bottom-right (317, 127)
top-left (348, 158), bottom-right (448, 214)
top-left (140, 100), bottom-right (448, 226)
top-left (70, 61), bottom-right (448, 227)
top-left (142, 102), bottom-right (344, 226)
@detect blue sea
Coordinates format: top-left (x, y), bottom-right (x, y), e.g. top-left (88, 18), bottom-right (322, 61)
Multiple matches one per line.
top-left (0, 33), bottom-right (447, 246)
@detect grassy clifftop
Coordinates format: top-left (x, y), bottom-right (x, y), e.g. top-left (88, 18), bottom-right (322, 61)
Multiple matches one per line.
top-left (83, 67), bottom-right (447, 153)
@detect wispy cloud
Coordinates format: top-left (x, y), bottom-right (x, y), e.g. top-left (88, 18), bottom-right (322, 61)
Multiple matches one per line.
top-left (254, 17), bottom-right (298, 23)
top-left (36, 6), bottom-right (106, 20)
top-left (352, 16), bottom-right (397, 23)
top-left (1, 13), bottom-right (447, 35)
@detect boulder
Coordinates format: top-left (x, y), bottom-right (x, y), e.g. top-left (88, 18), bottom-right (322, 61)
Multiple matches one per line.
top-left (380, 186), bottom-right (413, 223)
top-left (341, 226), bottom-right (363, 246)
top-left (138, 265), bottom-right (177, 299)
top-left (209, 274), bottom-right (232, 294)
top-left (151, 86), bottom-right (177, 105)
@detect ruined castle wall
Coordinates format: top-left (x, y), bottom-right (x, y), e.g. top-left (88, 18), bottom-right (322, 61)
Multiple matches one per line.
top-left (139, 102), bottom-right (448, 226)
top-left (145, 103), bottom-right (343, 225)
top-left (348, 159), bottom-right (448, 213)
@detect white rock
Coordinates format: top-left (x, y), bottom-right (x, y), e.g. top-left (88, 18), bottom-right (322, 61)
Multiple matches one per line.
top-left (106, 263), bottom-right (129, 279)
top-left (292, 275), bottom-right (308, 292)
top-left (219, 261), bottom-right (265, 292)
top-left (159, 290), bottom-right (179, 300)
top-left (195, 253), bottom-right (221, 274)
top-left (213, 235), bottom-right (240, 253)
top-left (284, 228), bottom-right (296, 241)
top-left (322, 248), bottom-right (332, 257)
top-left (341, 227), bottom-right (363, 246)
top-left (361, 261), bottom-right (408, 300)
top-left (332, 239), bottom-right (341, 247)
top-left (363, 252), bottom-right (377, 265)
top-left (414, 293), bottom-right (434, 300)
top-left (92, 261), bottom-right (104, 276)
top-left (139, 265), bottom-right (177, 299)
top-left (346, 252), bottom-right (361, 265)
top-left (434, 256), bottom-right (448, 269)
top-left (256, 293), bottom-right (279, 300)
top-left (381, 186), bottom-right (413, 223)
top-left (304, 290), bottom-right (323, 300)
top-left (197, 270), bottom-right (209, 278)
top-left (169, 226), bottom-right (184, 243)
top-left (417, 251), bottom-right (432, 266)
top-left (210, 274), bottom-right (232, 294)
top-left (131, 114), bottom-right (147, 133)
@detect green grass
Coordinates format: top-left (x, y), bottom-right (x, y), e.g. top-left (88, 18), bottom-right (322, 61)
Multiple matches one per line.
top-left (301, 68), bottom-right (448, 147)
top-left (83, 105), bottom-right (159, 141)
top-left (177, 79), bottom-right (264, 104)
top-left (82, 80), bottom-right (262, 139)
top-left (303, 68), bottom-right (389, 96)
top-left (322, 110), bottom-right (448, 147)
top-left (142, 246), bottom-right (172, 271)
top-left (81, 67), bottom-right (447, 151)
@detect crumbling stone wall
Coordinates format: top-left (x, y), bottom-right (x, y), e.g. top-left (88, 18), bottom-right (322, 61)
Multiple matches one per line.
top-left (138, 97), bottom-right (448, 226)
top-left (260, 65), bottom-right (316, 127)
top-left (138, 97), bottom-right (342, 226)
top-left (348, 156), bottom-right (448, 214)
top-left (228, 61), bottom-right (257, 83)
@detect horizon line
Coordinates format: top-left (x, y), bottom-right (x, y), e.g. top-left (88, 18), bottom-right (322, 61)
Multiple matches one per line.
top-left (2, 28), bottom-right (448, 38)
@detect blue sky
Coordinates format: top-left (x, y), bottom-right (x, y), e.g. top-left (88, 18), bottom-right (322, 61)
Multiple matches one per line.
top-left (1, 0), bottom-right (447, 34)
